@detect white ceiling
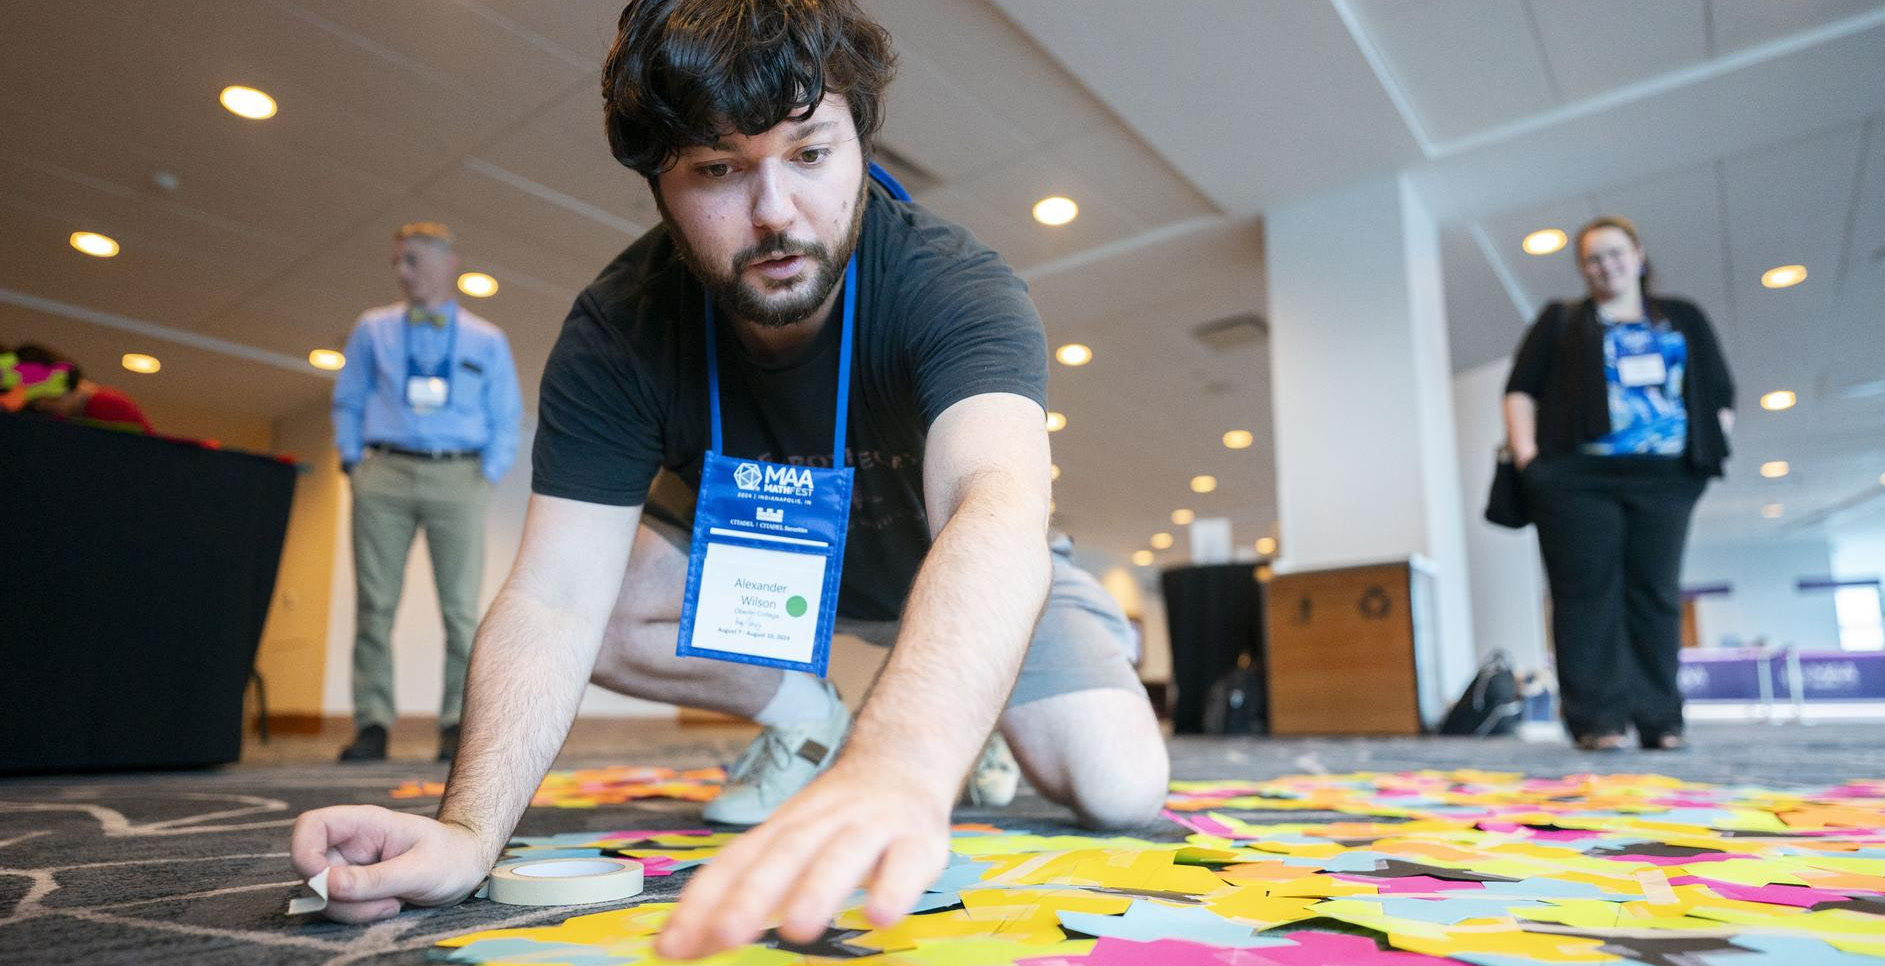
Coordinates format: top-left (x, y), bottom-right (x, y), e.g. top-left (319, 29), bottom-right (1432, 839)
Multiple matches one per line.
top-left (2, 0), bottom-right (1881, 566)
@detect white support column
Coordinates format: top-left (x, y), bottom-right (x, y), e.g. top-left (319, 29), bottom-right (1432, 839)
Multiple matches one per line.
top-left (1265, 173), bottom-right (1477, 693)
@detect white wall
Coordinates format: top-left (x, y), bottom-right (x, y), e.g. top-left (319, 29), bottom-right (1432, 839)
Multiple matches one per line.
top-left (1266, 174), bottom-right (1476, 695)
top-left (1451, 358), bottom-right (1550, 673)
top-left (1682, 536), bottom-right (1839, 650)
top-left (1832, 526), bottom-right (1885, 584)
top-left (322, 418), bottom-right (675, 719)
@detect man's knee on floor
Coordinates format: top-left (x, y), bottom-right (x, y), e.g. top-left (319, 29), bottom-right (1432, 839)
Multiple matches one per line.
top-left (1067, 764), bottom-right (1168, 831)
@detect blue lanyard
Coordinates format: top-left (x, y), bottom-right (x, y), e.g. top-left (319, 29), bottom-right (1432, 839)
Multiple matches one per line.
top-left (704, 256), bottom-right (857, 464)
top-left (403, 302), bottom-right (459, 377)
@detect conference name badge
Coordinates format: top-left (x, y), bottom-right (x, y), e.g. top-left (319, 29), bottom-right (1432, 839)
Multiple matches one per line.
top-left (676, 452), bottom-right (852, 676)
top-left (406, 374), bottom-right (450, 411)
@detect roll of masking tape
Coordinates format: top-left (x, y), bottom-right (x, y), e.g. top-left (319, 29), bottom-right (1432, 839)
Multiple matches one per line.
top-left (487, 857), bottom-right (644, 906)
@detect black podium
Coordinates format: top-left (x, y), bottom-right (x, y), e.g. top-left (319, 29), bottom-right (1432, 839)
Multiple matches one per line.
top-left (1161, 563), bottom-right (1267, 735)
top-left (0, 416), bottom-right (296, 773)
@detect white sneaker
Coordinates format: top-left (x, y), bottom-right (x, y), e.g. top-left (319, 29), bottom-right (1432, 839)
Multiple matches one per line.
top-left (704, 701), bottom-right (852, 826)
top-left (967, 731), bottom-right (1020, 808)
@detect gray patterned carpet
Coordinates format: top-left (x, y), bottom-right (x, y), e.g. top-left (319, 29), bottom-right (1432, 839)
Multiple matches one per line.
top-left (3, 723), bottom-right (1882, 965)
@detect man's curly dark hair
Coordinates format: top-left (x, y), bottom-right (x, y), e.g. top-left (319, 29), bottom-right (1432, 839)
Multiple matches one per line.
top-left (602, 0), bottom-right (897, 179)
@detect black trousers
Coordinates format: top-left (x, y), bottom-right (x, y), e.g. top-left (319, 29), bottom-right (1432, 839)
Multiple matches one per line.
top-left (1523, 455), bottom-right (1705, 742)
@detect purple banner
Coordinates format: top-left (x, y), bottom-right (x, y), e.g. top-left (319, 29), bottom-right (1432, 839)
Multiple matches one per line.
top-left (1790, 652), bottom-right (1885, 700)
top-left (1679, 649), bottom-right (1885, 701)
top-left (1678, 649), bottom-right (1770, 701)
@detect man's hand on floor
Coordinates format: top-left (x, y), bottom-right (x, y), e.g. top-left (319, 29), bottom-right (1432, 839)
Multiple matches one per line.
top-left (654, 759), bottom-right (953, 959)
top-left (290, 805), bottom-right (491, 923)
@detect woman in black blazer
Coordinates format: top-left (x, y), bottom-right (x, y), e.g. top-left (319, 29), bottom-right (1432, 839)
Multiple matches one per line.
top-left (1503, 216), bottom-right (1736, 751)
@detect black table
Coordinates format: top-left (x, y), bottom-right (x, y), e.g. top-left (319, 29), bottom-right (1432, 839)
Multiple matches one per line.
top-left (1, 415), bottom-right (296, 773)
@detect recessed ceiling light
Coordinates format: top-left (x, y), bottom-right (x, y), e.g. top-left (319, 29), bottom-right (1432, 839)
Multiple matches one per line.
top-left (69, 231), bottom-right (119, 257)
top-left (1032, 196), bottom-right (1078, 227)
top-left (1190, 474), bottom-right (1217, 493)
top-left (457, 272), bottom-right (499, 298)
top-left (1049, 464), bottom-right (1060, 481)
top-left (219, 85), bottom-right (278, 120)
top-left (1256, 536), bottom-right (1278, 555)
top-left (1762, 503), bottom-right (1784, 519)
top-left (1522, 228), bottom-right (1566, 256)
top-left (1761, 264), bottom-right (1807, 289)
top-left (1046, 411), bottom-right (1067, 432)
top-left (1222, 430), bottom-right (1254, 450)
top-left (1056, 343), bottom-right (1092, 366)
top-left (1150, 532), bottom-right (1174, 550)
top-left (1878, 472), bottom-right (1885, 487)
top-left (120, 353), bottom-right (160, 374)
top-left (1760, 390), bottom-right (1797, 411)
top-left (308, 348), bottom-right (346, 371)
top-left (1760, 460), bottom-right (1789, 479)
top-left (1171, 508), bottom-right (1195, 525)
top-left (1131, 550), bottom-right (1154, 567)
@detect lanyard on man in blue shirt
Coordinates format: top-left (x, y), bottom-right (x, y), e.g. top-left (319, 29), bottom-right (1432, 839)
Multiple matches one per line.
top-left (404, 302), bottom-right (458, 412)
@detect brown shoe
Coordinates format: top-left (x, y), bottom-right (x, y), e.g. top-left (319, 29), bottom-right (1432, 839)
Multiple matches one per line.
top-left (1574, 732), bottom-right (1627, 752)
top-left (1643, 733), bottom-right (1687, 751)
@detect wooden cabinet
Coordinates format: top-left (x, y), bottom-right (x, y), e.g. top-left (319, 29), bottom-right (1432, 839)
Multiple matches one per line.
top-left (1263, 559), bottom-right (1443, 735)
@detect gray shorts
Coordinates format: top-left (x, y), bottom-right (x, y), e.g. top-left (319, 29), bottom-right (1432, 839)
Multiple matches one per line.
top-left (644, 514), bottom-right (1143, 708)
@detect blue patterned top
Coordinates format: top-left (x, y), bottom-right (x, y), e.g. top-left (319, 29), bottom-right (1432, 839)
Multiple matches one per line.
top-left (1583, 317), bottom-right (1687, 456)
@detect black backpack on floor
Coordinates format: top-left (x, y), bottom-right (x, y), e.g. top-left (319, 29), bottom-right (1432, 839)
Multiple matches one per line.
top-left (1203, 653), bottom-right (1266, 735)
top-left (1438, 650), bottom-right (1523, 736)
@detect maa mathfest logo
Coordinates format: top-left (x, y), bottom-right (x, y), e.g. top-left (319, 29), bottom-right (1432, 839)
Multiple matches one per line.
top-left (733, 461), bottom-right (814, 497)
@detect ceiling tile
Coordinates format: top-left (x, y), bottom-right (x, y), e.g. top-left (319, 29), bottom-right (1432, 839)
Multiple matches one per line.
top-left (867, 0), bottom-right (1111, 148)
top-left (282, 0), bottom-right (591, 115)
top-left (1480, 196), bottom-right (1603, 312)
top-left (991, 0), bottom-right (1422, 214)
top-left (953, 159), bottom-right (1146, 268)
top-left (1361, 0), bottom-right (1562, 143)
top-left (1720, 123), bottom-right (1865, 391)
top-left (1035, 129), bottom-right (1218, 232)
top-left (0, 203), bottom-right (276, 328)
top-left (455, 0), bottom-right (621, 66)
top-left (1708, 0), bottom-right (1885, 56)
top-left (1528, 0), bottom-right (1707, 102)
top-left (1442, 226), bottom-right (1530, 373)
top-left (420, 163), bottom-right (646, 269)
top-left (877, 48), bottom-right (1035, 181)
top-left (1595, 162), bottom-right (1733, 335)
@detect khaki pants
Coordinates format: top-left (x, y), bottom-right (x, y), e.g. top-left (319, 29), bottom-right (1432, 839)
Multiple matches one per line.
top-left (349, 451), bottom-right (488, 729)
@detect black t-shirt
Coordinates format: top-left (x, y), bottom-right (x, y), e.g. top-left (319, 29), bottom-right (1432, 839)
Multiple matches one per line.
top-left (532, 184), bottom-right (1048, 620)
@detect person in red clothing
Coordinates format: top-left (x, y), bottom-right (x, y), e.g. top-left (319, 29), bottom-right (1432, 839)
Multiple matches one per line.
top-left (1, 344), bottom-right (154, 434)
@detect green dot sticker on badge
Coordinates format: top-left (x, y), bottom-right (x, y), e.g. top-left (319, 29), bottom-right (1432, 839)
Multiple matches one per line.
top-left (786, 595), bottom-right (808, 618)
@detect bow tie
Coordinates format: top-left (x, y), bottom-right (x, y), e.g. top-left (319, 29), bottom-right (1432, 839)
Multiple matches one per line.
top-left (407, 307), bottom-right (448, 328)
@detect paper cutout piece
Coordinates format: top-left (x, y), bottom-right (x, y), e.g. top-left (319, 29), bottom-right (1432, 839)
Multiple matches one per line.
top-left (286, 867), bottom-right (328, 915)
top-left (1057, 899), bottom-right (1293, 947)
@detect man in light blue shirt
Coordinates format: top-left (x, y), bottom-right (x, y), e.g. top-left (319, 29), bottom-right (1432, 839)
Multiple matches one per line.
top-left (330, 221), bottom-right (522, 763)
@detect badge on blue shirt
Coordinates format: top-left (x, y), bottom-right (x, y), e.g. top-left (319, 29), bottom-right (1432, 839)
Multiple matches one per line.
top-left (404, 303), bottom-right (457, 413)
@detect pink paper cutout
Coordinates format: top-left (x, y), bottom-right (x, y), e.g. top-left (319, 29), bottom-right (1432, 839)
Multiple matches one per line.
top-left (1667, 876), bottom-right (1854, 907)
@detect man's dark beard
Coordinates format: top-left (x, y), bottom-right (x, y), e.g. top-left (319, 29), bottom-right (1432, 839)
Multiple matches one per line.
top-left (663, 180), bottom-right (868, 329)
top-left (714, 234), bottom-right (842, 328)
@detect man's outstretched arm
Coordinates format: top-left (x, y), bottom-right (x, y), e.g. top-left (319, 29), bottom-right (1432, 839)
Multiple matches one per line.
top-left (657, 391), bottom-right (1053, 958)
top-left (289, 494), bottom-right (640, 921)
